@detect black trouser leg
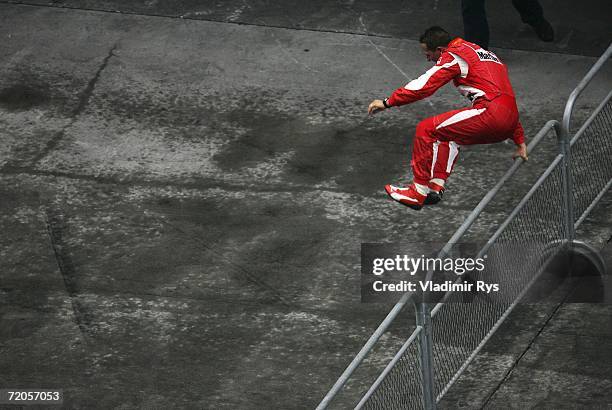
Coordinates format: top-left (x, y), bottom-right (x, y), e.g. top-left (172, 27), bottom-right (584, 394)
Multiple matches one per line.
top-left (461, 0), bottom-right (489, 49)
top-left (512, 0), bottom-right (553, 41)
top-left (511, 0), bottom-right (545, 25)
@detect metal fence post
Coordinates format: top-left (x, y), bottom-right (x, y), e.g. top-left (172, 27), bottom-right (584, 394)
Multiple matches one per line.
top-left (415, 301), bottom-right (436, 410)
top-left (558, 123), bottom-right (575, 244)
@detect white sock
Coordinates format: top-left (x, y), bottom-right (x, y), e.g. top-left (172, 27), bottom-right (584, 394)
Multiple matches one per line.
top-left (430, 178), bottom-right (445, 192)
top-left (414, 183), bottom-right (429, 195)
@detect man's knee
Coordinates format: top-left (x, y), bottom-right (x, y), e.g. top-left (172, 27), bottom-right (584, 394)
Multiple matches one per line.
top-left (416, 118), bottom-right (436, 140)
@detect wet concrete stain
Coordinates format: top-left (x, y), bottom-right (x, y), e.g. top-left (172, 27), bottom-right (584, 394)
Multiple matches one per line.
top-left (96, 85), bottom-right (217, 129)
top-left (84, 84), bottom-right (416, 194)
top-left (0, 69), bottom-right (79, 116)
top-left (0, 82), bottom-right (50, 112)
top-left (2, 175), bottom-right (304, 311)
top-left (210, 102), bottom-right (428, 194)
top-left (0, 63), bottom-right (124, 171)
top-left (146, 194), bottom-right (339, 305)
top-left (0, 289), bottom-right (53, 340)
top-left (0, 175), bottom-right (368, 402)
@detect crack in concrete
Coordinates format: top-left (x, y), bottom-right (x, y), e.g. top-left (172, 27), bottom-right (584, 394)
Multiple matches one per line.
top-left (73, 43), bottom-right (117, 117)
top-left (44, 208), bottom-right (97, 339)
top-left (480, 301), bottom-right (568, 408)
top-left (358, 14), bottom-right (409, 79)
top-left (27, 42), bottom-right (118, 167)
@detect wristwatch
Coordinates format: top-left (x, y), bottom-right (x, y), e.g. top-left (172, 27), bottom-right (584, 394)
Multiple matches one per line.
top-left (383, 98), bottom-right (391, 108)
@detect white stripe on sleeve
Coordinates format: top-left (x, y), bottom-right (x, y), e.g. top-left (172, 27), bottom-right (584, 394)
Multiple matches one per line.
top-left (448, 52), bottom-right (469, 78)
top-left (405, 60), bottom-right (458, 91)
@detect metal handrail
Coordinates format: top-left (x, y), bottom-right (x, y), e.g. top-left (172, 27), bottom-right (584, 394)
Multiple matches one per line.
top-left (570, 89), bottom-right (612, 147)
top-left (562, 42), bottom-right (612, 137)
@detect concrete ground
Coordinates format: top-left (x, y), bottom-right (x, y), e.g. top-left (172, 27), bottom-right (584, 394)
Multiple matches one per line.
top-left (0, 2), bottom-right (611, 409)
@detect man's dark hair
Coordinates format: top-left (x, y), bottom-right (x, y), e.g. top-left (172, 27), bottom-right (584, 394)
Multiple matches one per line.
top-left (419, 26), bottom-right (452, 51)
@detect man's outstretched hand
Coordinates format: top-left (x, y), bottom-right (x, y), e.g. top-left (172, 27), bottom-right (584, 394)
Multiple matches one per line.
top-left (368, 99), bottom-right (386, 115)
top-left (512, 142), bottom-right (528, 161)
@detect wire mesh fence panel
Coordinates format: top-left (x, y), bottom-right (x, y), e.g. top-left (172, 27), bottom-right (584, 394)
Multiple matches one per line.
top-left (430, 297), bottom-right (503, 397)
top-left (361, 331), bottom-right (424, 410)
top-left (429, 160), bottom-right (566, 398)
top-left (570, 96), bottom-right (612, 224)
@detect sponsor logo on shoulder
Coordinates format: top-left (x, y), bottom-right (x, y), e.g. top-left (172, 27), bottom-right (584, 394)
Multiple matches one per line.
top-left (475, 49), bottom-right (501, 64)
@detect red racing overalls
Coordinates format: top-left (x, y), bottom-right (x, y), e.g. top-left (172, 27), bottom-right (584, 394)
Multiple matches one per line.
top-left (386, 38), bottom-right (525, 185)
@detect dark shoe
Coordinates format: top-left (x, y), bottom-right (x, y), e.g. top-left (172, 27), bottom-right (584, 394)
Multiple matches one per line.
top-left (531, 19), bottom-right (554, 42)
top-left (424, 189), bottom-right (444, 205)
top-left (423, 181), bottom-right (444, 205)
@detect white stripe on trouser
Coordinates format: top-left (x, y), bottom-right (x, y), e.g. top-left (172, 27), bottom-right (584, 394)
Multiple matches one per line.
top-left (430, 141), bottom-right (440, 179)
top-left (446, 142), bottom-right (459, 173)
top-left (430, 178), bottom-right (445, 187)
top-left (435, 108), bottom-right (486, 130)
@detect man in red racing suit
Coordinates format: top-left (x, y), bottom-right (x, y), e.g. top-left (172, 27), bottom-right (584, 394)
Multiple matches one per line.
top-left (368, 26), bottom-right (528, 210)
